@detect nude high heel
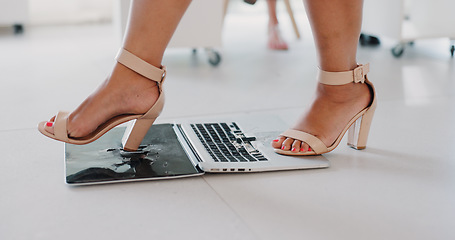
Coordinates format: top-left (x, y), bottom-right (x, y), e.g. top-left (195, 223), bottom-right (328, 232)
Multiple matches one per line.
top-left (38, 48), bottom-right (166, 151)
top-left (275, 63), bottom-right (377, 156)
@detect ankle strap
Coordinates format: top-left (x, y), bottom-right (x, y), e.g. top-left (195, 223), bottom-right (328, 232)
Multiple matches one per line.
top-left (116, 49), bottom-right (166, 85)
top-left (318, 63), bottom-right (369, 85)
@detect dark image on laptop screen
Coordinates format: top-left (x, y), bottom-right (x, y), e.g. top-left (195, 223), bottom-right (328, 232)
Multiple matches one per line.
top-left (65, 124), bottom-right (202, 185)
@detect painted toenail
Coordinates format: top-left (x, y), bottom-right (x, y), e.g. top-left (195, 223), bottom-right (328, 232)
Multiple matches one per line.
top-left (273, 139), bottom-right (279, 142)
top-left (46, 122), bottom-right (53, 127)
top-left (291, 148), bottom-right (296, 152)
top-left (308, 147), bottom-right (312, 151)
top-left (281, 146), bottom-right (286, 150)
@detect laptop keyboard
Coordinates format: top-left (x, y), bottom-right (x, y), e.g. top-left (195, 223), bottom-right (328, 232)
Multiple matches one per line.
top-left (190, 123), bottom-right (268, 162)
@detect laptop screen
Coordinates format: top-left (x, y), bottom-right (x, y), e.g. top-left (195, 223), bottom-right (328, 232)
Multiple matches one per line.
top-left (65, 124), bottom-right (202, 185)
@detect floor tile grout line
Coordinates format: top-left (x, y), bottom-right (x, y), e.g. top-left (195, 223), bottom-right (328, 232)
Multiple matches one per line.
top-left (201, 175), bottom-right (262, 240)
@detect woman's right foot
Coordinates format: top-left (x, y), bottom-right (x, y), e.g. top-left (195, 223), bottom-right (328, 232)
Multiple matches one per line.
top-left (268, 23), bottom-right (289, 50)
top-left (42, 61), bottom-right (160, 139)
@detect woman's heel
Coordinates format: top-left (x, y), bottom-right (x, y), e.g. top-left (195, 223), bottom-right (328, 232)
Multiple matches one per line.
top-left (347, 104), bottom-right (376, 150)
top-left (122, 118), bottom-right (157, 151)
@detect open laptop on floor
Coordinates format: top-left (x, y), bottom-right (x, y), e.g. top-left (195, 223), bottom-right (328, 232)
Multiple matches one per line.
top-left (65, 115), bottom-right (329, 185)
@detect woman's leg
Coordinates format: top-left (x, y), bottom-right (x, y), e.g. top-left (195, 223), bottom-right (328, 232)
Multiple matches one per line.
top-left (44, 0), bottom-right (191, 137)
top-left (267, 0), bottom-right (288, 50)
top-left (271, 0), bottom-right (372, 152)
top-left (267, 0), bottom-right (279, 26)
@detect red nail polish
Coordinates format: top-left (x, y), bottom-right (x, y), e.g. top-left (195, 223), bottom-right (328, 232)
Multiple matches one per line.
top-left (291, 148), bottom-right (296, 152)
top-left (281, 146), bottom-right (286, 150)
top-left (273, 139), bottom-right (279, 142)
top-left (46, 122), bottom-right (53, 127)
top-left (308, 147), bottom-right (312, 151)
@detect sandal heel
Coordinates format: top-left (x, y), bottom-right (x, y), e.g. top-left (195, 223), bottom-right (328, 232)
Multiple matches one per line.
top-left (347, 105), bottom-right (376, 150)
top-left (122, 118), bottom-right (157, 151)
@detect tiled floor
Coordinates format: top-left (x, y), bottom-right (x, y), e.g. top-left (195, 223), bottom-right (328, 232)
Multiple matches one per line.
top-left (1, 5), bottom-right (455, 240)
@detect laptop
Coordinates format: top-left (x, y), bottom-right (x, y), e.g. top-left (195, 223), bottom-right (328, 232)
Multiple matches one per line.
top-left (65, 115), bottom-right (329, 185)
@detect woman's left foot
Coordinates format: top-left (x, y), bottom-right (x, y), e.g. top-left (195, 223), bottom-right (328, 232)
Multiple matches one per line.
top-left (271, 77), bottom-right (372, 153)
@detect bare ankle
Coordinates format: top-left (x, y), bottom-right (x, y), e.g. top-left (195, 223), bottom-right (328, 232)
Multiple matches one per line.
top-left (316, 82), bottom-right (371, 104)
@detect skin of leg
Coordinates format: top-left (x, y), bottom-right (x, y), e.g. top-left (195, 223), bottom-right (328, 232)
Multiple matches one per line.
top-left (44, 0), bottom-right (192, 138)
top-left (271, 0), bottom-right (372, 152)
top-left (267, 0), bottom-right (288, 50)
top-left (267, 0), bottom-right (279, 25)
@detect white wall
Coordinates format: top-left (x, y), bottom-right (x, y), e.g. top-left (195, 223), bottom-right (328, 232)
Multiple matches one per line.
top-left (29, 0), bottom-right (113, 25)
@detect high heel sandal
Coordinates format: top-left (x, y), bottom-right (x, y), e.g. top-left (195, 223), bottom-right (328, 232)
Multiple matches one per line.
top-left (38, 48), bottom-right (166, 151)
top-left (274, 63), bottom-right (377, 156)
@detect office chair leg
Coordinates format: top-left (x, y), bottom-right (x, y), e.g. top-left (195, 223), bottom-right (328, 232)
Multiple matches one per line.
top-left (284, 0), bottom-right (300, 39)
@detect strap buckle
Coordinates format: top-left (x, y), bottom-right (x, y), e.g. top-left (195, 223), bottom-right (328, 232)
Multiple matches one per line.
top-left (161, 71), bottom-right (166, 81)
top-left (160, 66), bottom-right (167, 82)
top-left (353, 63), bottom-right (369, 84)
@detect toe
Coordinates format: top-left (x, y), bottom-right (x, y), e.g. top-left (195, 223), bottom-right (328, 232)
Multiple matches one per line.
top-left (272, 136), bottom-right (286, 149)
top-left (291, 140), bottom-right (302, 152)
top-left (281, 138), bottom-right (295, 151)
top-left (276, 41), bottom-right (288, 50)
top-left (299, 142), bottom-right (313, 153)
top-left (300, 142), bottom-right (309, 152)
top-left (43, 116), bottom-right (56, 135)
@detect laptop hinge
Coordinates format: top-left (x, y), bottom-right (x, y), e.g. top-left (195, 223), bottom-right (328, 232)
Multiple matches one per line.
top-left (174, 124), bottom-right (204, 166)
